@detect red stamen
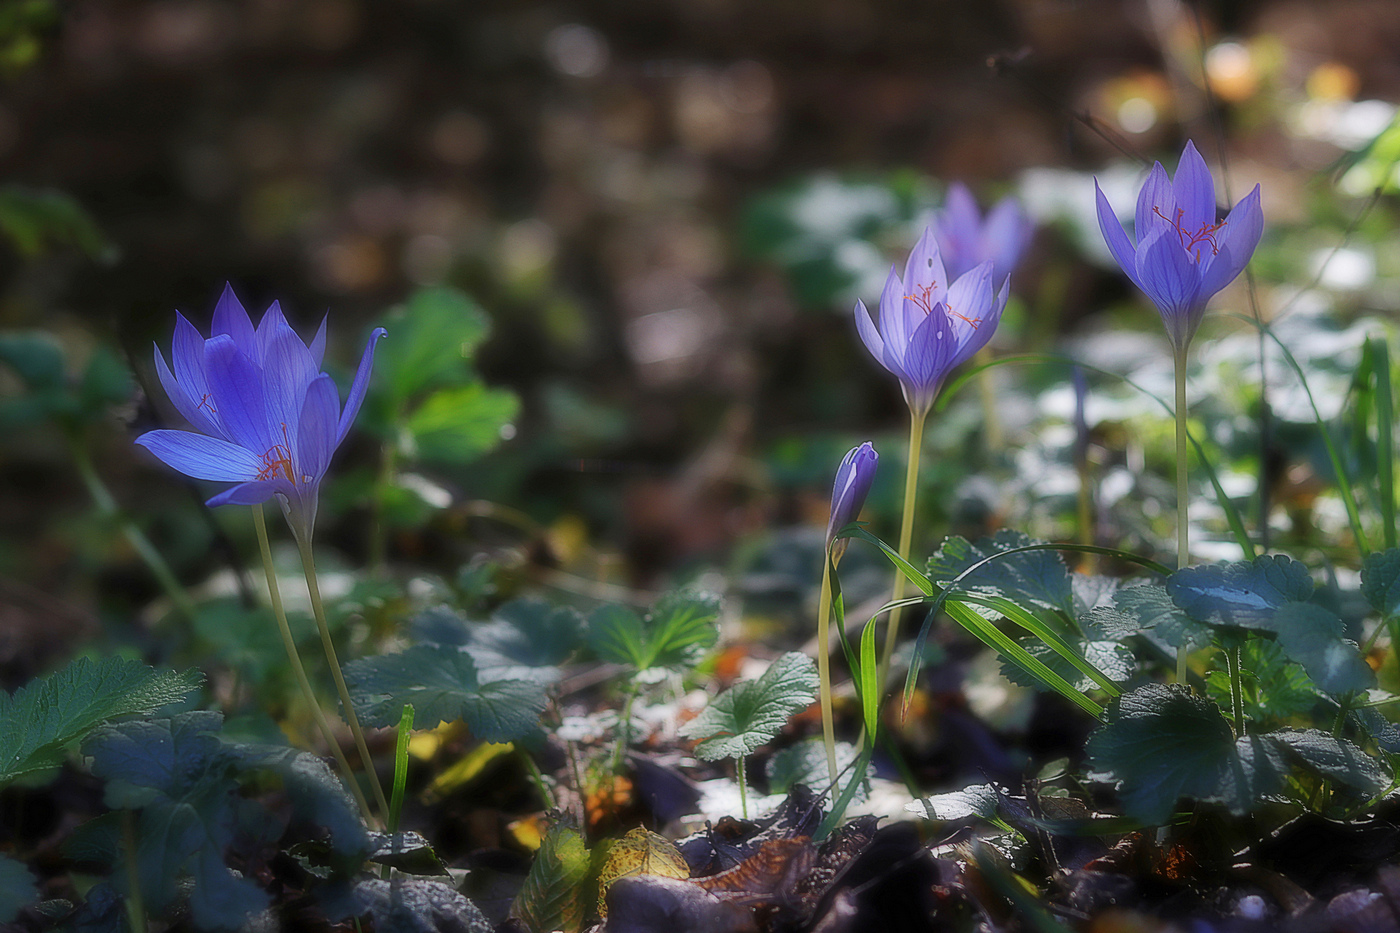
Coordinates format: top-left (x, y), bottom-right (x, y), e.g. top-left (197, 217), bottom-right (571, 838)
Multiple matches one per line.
top-left (1153, 205), bottom-right (1227, 261)
top-left (903, 282), bottom-right (940, 315)
top-left (195, 393), bottom-right (217, 415)
top-left (255, 424), bottom-right (297, 484)
top-left (905, 281), bottom-right (980, 329)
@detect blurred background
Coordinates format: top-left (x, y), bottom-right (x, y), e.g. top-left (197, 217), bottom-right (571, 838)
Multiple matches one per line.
top-left (2, 0), bottom-right (1400, 680)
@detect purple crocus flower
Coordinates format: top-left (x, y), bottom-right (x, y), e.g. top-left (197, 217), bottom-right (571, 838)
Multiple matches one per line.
top-left (826, 441), bottom-right (878, 549)
top-left (135, 284), bottom-right (385, 544)
top-left (934, 182), bottom-right (1034, 282)
top-left (1095, 140), bottom-right (1263, 352)
top-left (854, 227), bottom-right (1009, 416)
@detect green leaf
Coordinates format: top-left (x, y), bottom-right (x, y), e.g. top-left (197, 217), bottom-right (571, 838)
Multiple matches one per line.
top-left (1269, 603), bottom-right (1374, 696)
top-left (0, 854), bottom-right (37, 924)
top-left (1087, 684), bottom-right (1257, 825)
top-left (0, 185), bottom-right (110, 259)
top-left (998, 636), bottom-right (1134, 694)
top-left (0, 331), bottom-right (64, 391)
top-left (0, 657), bottom-right (203, 786)
top-left (680, 652), bottom-right (819, 761)
top-left (909, 784), bottom-right (1000, 821)
top-left (943, 600), bottom-right (1104, 719)
top-left (859, 620), bottom-right (880, 737)
top-left (586, 591), bottom-right (719, 675)
top-left (509, 821), bottom-right (591, 933)
top-left (404, 383), bottom-right (519, 463)
top-left (1166, 555), bottom-right (1315, 628)
top-left (1202, 638), bottom-right (1319, 725)
top-left (414, 599), bottom-right (584, 671)
top-left (344, 645), bottom-right (548, 741)
top-left (765, 738), bottom-right (865, 802)
top-left (234, 746), bottom-right (369, 858)
top-left (83, 712), bottom-right (273, 928)
top-left (1087, 584), bottom-right (1213, 650)
top-left (1267, 729), bottom-right (1390, 795)
top-left (1362, 549), bottom-right (1400, 619)
top-left (928, 530), bottom-right (1074, 616)
top-left (374, 287), bottom-right (492, 405)
top-left (79, 345), bottom-right (134, 414)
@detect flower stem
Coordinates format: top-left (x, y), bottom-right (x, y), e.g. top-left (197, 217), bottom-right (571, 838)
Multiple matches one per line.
top-left (879, 408), bottom-right (927, 687)
top-left (71, 439), bottom-right (198, 623)
top-left (296, 536), bottom-right (391, 821)
top-left (736, 755), bottom-right (749, 820)
top-left (252, 506), bottom-right (374, 823)
top-left (1225, 639), bottom-right (1245, 737)
top-left (1174, 345), bottom-right (1190, 686)
top-left (817, 557), bottom-right (838, 787)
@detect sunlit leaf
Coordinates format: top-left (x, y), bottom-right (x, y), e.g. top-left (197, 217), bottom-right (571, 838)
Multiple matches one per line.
top-left (1362, 548), bottom-right (1400, 620)
top-left (510, 821), bottom-right (590, 933)
top-left (1086, 584), bottom-right (1211, 649)
top-left (0, 657), bottom-right (202, 786)
top-left (344, 645), bottom-right (548, 741)
top-left (596, 828), bottom-right (688, 918)
top-left (908, 783), bottom-right (1000, 822)
top-left (1166, 555), bottom-right (1315, 627)
top-left (404, 383), bottom-right (519, 464)
top-left (928, 530), bottom-right (1074, 616)
top-left (586, 591), bottom-right (719, 675)
top-left (680, 652), bottom-right (819, 761)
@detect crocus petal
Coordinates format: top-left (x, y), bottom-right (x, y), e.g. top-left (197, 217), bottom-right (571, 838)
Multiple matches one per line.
top-left (154, 344), bottom-right (222, 438)
top-left (985, 197), bottom-right (1032, 277)
top-left (205, 334), bottom-right (274, 455)
top-left (944, 261), bottom-right (994, 349)
top-left (902, 309), bottom-right (957, 413)
top-left (946, 265), bottom-right (1002, 370)
top-left (135, 430), bottom-right (264, 482)
top-left (903, 227), bottom-right (940, 292)
top-left (937, 184), bottom-right (980, 279)
top-left (296, 373), bottom-right (340, 481)
top-left (171, 312), bottom-right (213, 407)
top-left (826, 441), bottom-right (878, 546)
top-left (254, 300), bottom-right (290, 364)
top-left (876, 266), bottom-right (909, 367)
top-left (309, 315), bottom-right (328, 368)
top-left (854, 298), bottom-right (886, 366)
top-left (1198, 183), bottom-right (1263, 300)
top-left (336, 327), bottom-right (387, 445)
top-left (206, 480), bottom-right (281, 508)
top-left (1135, 226), bottom-right (1202, 348)
top-left (1094, 181), bottom-right (1145, 291)
top-left (1172, 140), bottom-right (1216, 242)
top-left (262, 322), bottom-right (319, 453)
top-left (211, 283), bottom-right (257, 354)
top-left (1134, 162), bottom-right (1176, 242)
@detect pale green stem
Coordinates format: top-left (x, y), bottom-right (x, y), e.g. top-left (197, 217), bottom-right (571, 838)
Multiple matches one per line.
top-left (389, 704), bottom-right (414, 834)
top-left (296, 535), bottom-right (392, 821)
top-left (816, 557), bottom-right (838, 787)
top-left (736, 755), bottom-right (749, 820)
top-left (71, 439), bottom-right (198, 623)
top-left (1174, 346), bottom-right (1190, 685)
top-left (121, 809), bottom-right (147, 933)
top-left (1225, 640), bottom-right (1244, 737)
top-left (879, 408), bottom-right (927, 686)
top-left (252, 506), bottom-right (374, 823)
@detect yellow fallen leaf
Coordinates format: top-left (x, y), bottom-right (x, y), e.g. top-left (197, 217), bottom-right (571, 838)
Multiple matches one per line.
top-left (596, 827), bottom-right (689, 917)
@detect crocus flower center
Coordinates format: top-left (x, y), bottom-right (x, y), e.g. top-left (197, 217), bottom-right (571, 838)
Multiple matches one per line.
top-left (255, 425), bottom-right (299, 484)
top-left (1153, 205), bottom-right (1227, 262)
top-left (905, 282), bottom-right (979, 328)
top-left (904, 282), bottom-right (940, 315)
